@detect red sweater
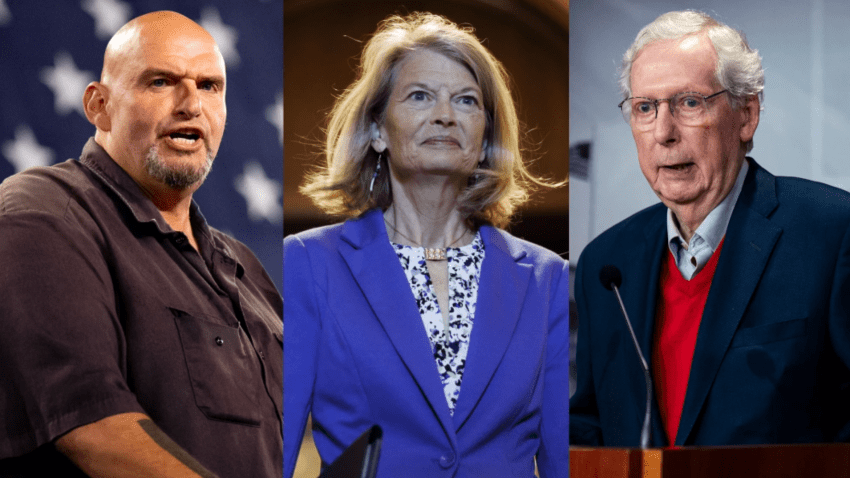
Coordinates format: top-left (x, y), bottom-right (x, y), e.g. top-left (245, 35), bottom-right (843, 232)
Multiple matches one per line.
top-left (653, 239), bottom-right (724, 445)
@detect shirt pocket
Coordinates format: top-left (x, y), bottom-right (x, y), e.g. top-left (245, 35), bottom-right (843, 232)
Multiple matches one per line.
top-left (730, 317), bottom-right (807, 348)
top-left (171, 308), bottom-right (262, 426)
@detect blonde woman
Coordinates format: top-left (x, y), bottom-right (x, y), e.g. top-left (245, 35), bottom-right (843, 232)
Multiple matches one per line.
top-left (285, 13), bottom-right (568, 477)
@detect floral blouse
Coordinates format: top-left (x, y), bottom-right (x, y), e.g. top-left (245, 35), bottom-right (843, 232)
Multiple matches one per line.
top-left (391, 232), bottom-right (485, 414)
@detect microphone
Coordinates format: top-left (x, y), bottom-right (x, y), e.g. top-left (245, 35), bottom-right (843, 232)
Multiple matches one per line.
top-left (599, 264), bottom-right (622, 291)
top-left (599, 265), bottom-right (653, 449)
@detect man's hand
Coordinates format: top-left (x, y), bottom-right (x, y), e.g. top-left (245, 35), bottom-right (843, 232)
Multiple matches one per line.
top-left (55, 412), bottom-right (219, 478)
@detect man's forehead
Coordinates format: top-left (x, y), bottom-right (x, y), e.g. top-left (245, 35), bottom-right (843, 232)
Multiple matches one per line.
top-left (137, 37), bottom-right (224, 70)
top-left (631, 34), bottom-right (718, 93)
top-left (134, 25), bottom-right (221, 63)
top-left (104, 18), bottom-right (225, 83)
top-left (637, 33), bottom-right (715, 63)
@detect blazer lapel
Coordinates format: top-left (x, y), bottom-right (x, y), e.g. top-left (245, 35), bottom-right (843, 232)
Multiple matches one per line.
top-left (451, 227), bottom-right (532, 430)
top-left (676, 160), bottom-right (782, 445)
top-left (635, 212), bottom-right (669, 446)
top-left (338, 210), bottom-right (455, 435)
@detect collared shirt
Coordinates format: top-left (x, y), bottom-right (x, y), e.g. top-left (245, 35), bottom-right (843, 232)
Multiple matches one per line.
top-left (0, 138), bottom-right (282, 477)
top-left (666, 160), bottom-right (749, 280)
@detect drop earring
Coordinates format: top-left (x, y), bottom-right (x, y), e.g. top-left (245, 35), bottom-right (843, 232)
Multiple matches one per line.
top-left (369, 153), bottom-right (382, 194)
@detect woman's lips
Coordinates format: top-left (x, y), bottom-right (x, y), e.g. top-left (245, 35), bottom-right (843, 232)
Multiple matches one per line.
top-left (423, 136), bottom-right (460, 147)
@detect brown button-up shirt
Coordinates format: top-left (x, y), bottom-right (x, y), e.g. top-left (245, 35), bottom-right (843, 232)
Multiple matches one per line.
top-left (0, 138), bottom-right (282, 477)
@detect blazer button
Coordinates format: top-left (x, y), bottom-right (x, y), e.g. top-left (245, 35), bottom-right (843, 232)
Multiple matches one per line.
top-left (215, 336), bottom-right (224, 346)
top-left (439, 453), bottom-right (455, 468)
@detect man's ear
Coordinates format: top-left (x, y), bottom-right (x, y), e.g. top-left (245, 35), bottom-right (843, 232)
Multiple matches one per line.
top-left (371, 121), bottom-right (387, 153)
top-left (83, 82), bottom-right (111, 132)
top-left (739, 94), bottom-right (760, 144)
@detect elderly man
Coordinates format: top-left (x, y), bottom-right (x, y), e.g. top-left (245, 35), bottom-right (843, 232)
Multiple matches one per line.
top-left (570, 10), bottom-right (850, 447)
top-left (0, 11), bottom-right (282, 478)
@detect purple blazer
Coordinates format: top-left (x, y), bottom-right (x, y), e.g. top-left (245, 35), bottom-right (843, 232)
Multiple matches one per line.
top-left (284, 209), bottom-right (569, 477)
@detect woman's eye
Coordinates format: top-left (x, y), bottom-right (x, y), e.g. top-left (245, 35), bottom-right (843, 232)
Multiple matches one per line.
top-left (410, 91), bottom-right (428, 101)
top-left (151, 78), bottom-right (167, 87)
top-left (458, 95), bottom-right (479, 106)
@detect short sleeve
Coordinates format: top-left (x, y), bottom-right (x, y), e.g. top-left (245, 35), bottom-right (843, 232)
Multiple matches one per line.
top-left (0, 210), bottom-right (143, 458)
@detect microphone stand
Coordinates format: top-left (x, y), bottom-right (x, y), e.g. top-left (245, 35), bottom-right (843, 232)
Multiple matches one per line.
top-left (609, 281), bottom-right (653, 449)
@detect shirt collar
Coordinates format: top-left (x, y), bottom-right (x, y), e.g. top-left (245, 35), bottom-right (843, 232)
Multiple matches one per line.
top-left (77, 137), bottom-right (217, 252)
top-left (667, 159), bottom-right (749, 256)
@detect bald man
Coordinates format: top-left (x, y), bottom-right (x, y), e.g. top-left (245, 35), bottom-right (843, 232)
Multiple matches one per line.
top-left (0, 11), bottom-right (282, 478)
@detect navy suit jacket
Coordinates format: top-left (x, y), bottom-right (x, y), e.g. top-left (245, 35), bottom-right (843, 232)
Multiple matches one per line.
top-left (284, 209), bottom-right (569, 477)
top-left (570, 159), bottom-right (850, 447)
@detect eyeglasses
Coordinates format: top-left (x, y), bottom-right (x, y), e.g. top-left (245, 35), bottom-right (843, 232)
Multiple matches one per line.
top-left (618, 90), bottom-right (728, 128)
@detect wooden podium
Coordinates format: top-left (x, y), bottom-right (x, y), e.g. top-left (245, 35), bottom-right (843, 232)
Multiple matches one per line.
top-left (570, 444), bottom-right (850, 478)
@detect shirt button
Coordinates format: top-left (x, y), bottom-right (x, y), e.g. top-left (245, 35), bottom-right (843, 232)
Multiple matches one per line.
top-left (439, 453), bottom-right (455, 468)
top-left (215, 336), bottom-right (224, 346)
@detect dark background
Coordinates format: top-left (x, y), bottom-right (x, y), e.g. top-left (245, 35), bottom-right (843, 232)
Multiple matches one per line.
top-left (0, 0), bottom-right (283, 290)
top-left (283, 0), bottom-right (569, 256)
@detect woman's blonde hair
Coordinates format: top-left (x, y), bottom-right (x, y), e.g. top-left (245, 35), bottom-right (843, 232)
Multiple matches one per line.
top-left (301, 12), bottom-right (556, 228)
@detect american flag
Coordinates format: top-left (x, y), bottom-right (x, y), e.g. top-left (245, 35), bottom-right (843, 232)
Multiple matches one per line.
top-left (0, 0), bottom-right (283, 290)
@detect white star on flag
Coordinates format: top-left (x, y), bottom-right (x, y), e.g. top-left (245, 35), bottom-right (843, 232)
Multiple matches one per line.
top-left (265, 92), bottom-right (283, 146)
top-left (0, 0), bottom-right (11, 26)
top-left (40, 51), bottom-right (95, 117)
top-left (2, 125), bottom-right (55, 173)
top-left (234, 161), bottom-right (282, 224)
top-left (81, 0), bottom-right (132, 40)
top-left (199, 7), bottom-right (239, 68)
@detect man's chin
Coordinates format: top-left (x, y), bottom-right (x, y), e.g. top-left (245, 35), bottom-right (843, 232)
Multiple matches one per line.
top-left (145, 146), bottom-right (214, 190)
top-left (655, 186), bottom-right (704, 208)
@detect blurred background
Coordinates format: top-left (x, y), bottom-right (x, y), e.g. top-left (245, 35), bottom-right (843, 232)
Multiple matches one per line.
top-left (569, 0), bottom-right (850, 394)
top-left (0, 0), bottom-right (283, 290)
top-left (284, 0), bottom-right (569, 251)
top-left (284, 0), bottom-right (567, 474)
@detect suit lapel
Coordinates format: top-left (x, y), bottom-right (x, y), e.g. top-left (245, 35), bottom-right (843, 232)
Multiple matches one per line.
top-left (451, 227), bottom-right (531, 430)
top-left (338, 210), bottom-right (455, 435)
top-left (635, 212), bottom-right (669, 446)
top-left (676, 160), bottom-right (782, 445)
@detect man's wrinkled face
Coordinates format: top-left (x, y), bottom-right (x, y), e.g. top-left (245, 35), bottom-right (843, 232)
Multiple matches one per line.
top-left (103, 24), bottom-right (226, 191)
top-left (629, 33), bottom-right (756, 214)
